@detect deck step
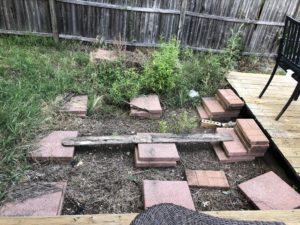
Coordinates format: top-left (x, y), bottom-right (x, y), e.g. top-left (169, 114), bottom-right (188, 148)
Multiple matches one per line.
top-left (201, 97), bottom-right (240, 120)
top-left (216, 89), bottom-right (244, 110)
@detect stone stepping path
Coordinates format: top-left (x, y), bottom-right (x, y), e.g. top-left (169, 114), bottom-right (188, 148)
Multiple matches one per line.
top-left (135, 143), bottom-right (179, 168)
top-left (130, 95), bottom-right (162, 119)
top-left (59, 95), bottom-right (88, 118)
top-left (30, 131), bottom-right (78, 163)
top-left (0, 182), bottom-right (66, 216)
top-left (143, 180), bottom-right (195, 210)
top-left (186, 169), bottom-right (230, 189)
top-left (197, 89), bottom-right (244, 121)
top-left (238, 171), bottom-right (300, 210)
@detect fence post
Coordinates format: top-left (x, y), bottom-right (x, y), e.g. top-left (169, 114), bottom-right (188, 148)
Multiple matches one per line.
top-left (49, 0), bottom-right (59, 42)
top-left (177, 0), bottom-right (188, 43)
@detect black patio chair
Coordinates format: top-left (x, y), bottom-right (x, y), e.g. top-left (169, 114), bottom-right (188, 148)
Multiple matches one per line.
top-left (259, 16), bottom-right (300, 120)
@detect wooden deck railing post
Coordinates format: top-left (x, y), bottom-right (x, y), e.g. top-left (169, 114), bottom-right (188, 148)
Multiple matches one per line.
top-left (49, 0), bottom-right (59, 42)
top-left (177, 0), bottom-right (188, 43)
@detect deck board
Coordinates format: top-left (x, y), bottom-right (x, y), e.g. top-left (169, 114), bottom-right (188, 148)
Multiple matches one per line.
top-left (227, 71), bottom-right (300, 176)
top-left (1, 210), bottom-right (300, 225)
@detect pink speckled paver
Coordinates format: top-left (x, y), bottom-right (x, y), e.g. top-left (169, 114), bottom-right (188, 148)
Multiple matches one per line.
top-left (60, 95), bottom-right (88, 118)
top-left (30, 131), bottom-right (78, 162)
top-left (130, 95), bottom-right (162, 113)
top-left (130, 109), bottom-right (161, 119)
top-left (196, 106), bottom-right (209, 119)
top-left (135, 148), bottom-right (176, 168)
top-left (0, 182), bottom-right (66, 216)
top-left (238, 171), bottom-right (300, 210)
top-left (138, 143), bottom-right (179, 161)
top-left (186, 169), bottom-right (229, 189)
top-left (211, 143), bottom-right (255, 163)
top-left (217, 128), bottom-right (248, 157)
top-left (217, 89), bottom-right (244, 109)
top-left (143, 180), bottom-right (195, 210)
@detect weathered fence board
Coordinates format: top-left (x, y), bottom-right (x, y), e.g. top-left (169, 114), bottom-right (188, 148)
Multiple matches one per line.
top-left (1, 0), bottom-right (300, 55)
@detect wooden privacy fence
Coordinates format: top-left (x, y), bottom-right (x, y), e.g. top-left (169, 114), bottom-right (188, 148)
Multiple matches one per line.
top-left (1, 0), bottom-right (300, 56)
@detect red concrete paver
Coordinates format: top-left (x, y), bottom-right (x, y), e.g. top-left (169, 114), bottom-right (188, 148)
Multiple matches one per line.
top-left (130, 95), bottom-right (162, 114)
top-left (238, 171), bottom-right (300, 210)
top-left (236, 119), bottom-right (269, 145)
top-left (217, 128), bottom-right (248, 157)
top-left (138, 143), bottom-right (179, 161)
top-left (0, 182), bottom-right (67, 216)
top-left (212, 143), bottom-right (255, 163)
top-left (60, 95), bottom-right (88, 118)
top-left (30, 131), bottom-right (78, 162)
top-left (143, 180), bottom-right (195, 210)
top-left (217, 89), bottom-right (244, 109)
top-left (130, 109), bottom-right (161, 119)
top-left (135, 148), bottom-right (176, 168)
top-left (202, 97), bottom-right (226, 116)
top-left (234, 126), bottom-right (268, 155)
top-left (196, 106), bottom-right (209, 119)
top-left (186, 169), bottom-right (229, 188)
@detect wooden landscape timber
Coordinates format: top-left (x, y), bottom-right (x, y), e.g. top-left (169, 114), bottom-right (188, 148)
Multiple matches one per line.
top-left (62, 133), bottom-right (233, 147)
top-left (1, 0), bottom-right (300, 55)
top-left (1, 209), bottom-right (300, 225)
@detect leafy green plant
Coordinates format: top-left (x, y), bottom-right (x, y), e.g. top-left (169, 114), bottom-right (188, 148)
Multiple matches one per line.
top-left (158, 111), bottom-right (198, 134)
top-left (109, 68), bottom-right (141, 104)
top-left (141, 38), bottom-right (181, 94)
top-left (159, 121), bottom-right (168, 133)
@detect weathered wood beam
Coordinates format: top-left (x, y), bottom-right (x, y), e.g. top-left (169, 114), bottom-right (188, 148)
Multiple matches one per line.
top-left (62, 133), bottom-right (233, 147)
top-left (1, 209), bottom-right (300, 225)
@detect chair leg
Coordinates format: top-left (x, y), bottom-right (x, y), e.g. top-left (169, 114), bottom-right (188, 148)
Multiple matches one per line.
top-left (275, 83), bottom-right (300, 120)
top-left (259, 63), bottom-right (279, 98)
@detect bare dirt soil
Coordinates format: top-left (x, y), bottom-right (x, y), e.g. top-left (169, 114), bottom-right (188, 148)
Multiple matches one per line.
top-left (22, 107), bottom-right (272, 214)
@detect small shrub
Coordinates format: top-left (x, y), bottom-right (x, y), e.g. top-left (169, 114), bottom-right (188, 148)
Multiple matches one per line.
top-left (109, 68), bottom-right (141, 104)
top-left (141, 38), bottom-right (181, 94)
top-left (159, 121), bottom-right (168, 133)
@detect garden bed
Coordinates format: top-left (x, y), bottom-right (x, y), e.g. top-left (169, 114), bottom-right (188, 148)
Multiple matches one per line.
top-left (23, 108), bottom-right (272, 214)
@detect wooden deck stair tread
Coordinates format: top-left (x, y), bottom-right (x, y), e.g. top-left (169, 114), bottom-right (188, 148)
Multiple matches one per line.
top-left (1, 210), bottom-right (300, 225)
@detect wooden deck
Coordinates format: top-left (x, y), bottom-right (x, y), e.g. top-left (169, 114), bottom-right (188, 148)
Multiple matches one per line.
top-left (227, 71), bottom-right (300, 176)
top-left (1, 210), bottom-right (300, 225)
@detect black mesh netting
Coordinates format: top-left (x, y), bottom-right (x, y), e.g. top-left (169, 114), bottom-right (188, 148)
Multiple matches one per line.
top-left (130, 204), bottom-right (285, 225)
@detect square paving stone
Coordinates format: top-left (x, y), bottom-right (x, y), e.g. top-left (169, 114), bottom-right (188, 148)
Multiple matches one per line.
top-left (30, 131), bottom-right (78, 162)
top-left (212, 143), bottom-right (255, 163)
top-left (217, 128), bottom-right (248, 157)
top-left (130, 95), bottom-right (162, 114)
top-left (143, 180), bottom-right (195, 210)
top-left (202, 97), bottom-right (226, 116)
top-left (186, 169), bottom-right (229, 188)
top-left (196, 106), bottom-right (209, 120)
top-left (238, 171), bottom-right (300, 210)
top-left (217, 89), bottom-right (244, 109)
top-left (135, 148), bottom-right (176, 168)
top-left (138, 143), bottom-right (179, 161)
top-left (60, 95), bottom-right (88, 118)
top-left (130, 109), bottom-right (161, 119)
top-left (236, 119), bottom-right (269, 145)
top-left (0, 182), bottom-right (66, 216)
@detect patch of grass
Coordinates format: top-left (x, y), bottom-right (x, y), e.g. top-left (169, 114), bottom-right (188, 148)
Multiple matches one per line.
top-left (0, 35), bottom-right (98, 200)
